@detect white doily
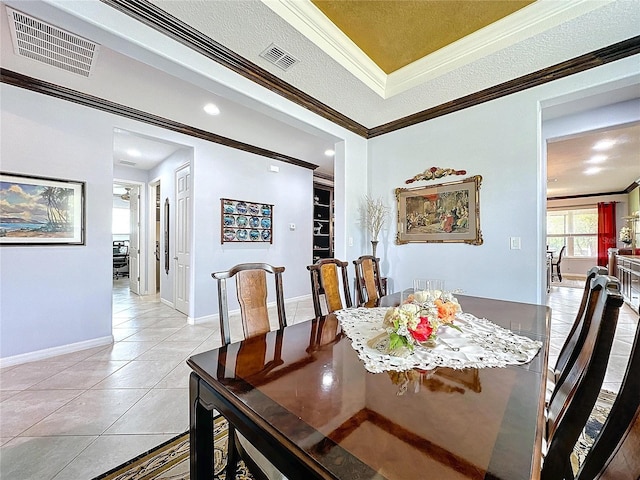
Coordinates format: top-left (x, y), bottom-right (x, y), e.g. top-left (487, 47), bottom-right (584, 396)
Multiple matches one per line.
top-left (335, 307), bottom-right (543, 373)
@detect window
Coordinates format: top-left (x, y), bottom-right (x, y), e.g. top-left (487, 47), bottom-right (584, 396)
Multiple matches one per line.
top-left (547, 207), bottom-right (597, 257)
top-left (112, 207), bottom-right (130, 235)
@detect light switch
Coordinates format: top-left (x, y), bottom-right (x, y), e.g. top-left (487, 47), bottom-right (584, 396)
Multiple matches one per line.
top-left (289, 223), bottom-right (295, 230)
top-left (510, 237), bottom-right (521, 250)
top-left (348, 237), bottom-right (353, 247)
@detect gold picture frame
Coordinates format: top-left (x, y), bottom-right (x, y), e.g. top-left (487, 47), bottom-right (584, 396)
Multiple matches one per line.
top-left (395, 175), bottom-right (483, 245)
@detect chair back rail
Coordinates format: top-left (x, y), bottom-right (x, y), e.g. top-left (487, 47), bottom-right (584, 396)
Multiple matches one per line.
top-left (553, 266), bottom-right (608, 384)
top-left (542, 275), bottom-right (624, 479)
top-left (212, 263), bottom-right (286, 345)
top-left (307, 258), bottom-right (352, 317)
top-left (576, 318), bottom-right (640, 480)
top-left (353, 255), bottom-right (384, 307)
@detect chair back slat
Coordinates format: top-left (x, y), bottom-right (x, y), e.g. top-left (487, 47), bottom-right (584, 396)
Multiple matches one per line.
top-left (321, 263), bottom-right (343, 312)
top-left (236, 269), bottom-right (270, 339)
top-left (542, 275), bottom-right (624, 479)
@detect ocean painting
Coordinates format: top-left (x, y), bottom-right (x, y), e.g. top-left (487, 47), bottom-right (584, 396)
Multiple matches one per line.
top-left (0, 173), bottom-right (85, 245)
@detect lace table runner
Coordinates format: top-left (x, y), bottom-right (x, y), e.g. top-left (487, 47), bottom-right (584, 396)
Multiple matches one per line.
top-left (335, 307), bottom-right (543, 373)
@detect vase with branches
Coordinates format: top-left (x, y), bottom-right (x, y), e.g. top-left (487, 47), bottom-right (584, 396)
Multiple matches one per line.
top-left (363, 195), bottom-right (389, 258)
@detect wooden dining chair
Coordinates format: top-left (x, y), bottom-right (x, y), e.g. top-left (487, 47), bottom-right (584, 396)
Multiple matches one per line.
top-left (353, 255), bottom-right (384, 307)
top-left (307, 258), bottom-right (352, 317)
top-left (211, 262), bottom-right (286, 346)
top-left (211, 264), bottom-right (287, 480)
top-left (542, 275), bottom-right (624, 479)
top-left (574, 319), bottom-right (640, 480)
top-left (550, 266), bottom-right (608, 385)
top-left (551, 245), bottom-right (567, 282)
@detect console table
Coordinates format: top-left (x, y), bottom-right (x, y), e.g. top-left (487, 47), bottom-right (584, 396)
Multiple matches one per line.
top-left (615, 255), bottom-right (640, 313)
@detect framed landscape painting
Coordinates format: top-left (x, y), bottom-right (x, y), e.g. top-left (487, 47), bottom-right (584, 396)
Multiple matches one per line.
top-left (0, 172), bottom-right (85, 245)
top-left (395, 175), bottom-right (483, 245)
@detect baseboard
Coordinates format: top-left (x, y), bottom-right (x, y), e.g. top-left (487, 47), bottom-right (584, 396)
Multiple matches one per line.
top-left (0, 335), bottom-right (114, 368)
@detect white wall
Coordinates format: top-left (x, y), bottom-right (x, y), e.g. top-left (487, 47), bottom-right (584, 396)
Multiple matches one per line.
top-left (0, 83), bottom-right (318, 361)
top-left (0, 84), bottom-right (114, 360)
top-left (366, 55), bottom-right (640, 305)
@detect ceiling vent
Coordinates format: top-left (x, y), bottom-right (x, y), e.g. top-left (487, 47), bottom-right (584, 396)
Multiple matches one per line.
top-left (259, 43), bottom-right (299, 71)
top-left (6, 7), bottom-right (99, 77)
top-left (119, 160), bottom-right (137, 167)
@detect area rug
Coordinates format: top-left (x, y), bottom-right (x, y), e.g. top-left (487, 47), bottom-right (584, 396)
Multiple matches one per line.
top-left (570, 389), bottom-right (616, 475)
top-left (92, 415), bottom-right (253, 480)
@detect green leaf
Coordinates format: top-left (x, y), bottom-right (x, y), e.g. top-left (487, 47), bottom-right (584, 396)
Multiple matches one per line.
top-left (448, 324), bottom-right (463, 333)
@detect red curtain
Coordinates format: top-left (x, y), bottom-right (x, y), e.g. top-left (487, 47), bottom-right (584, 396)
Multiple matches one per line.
top-left (597, 202), bottom-right (616, 267)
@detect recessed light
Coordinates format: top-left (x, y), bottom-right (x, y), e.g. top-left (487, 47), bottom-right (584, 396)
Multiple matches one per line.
top-left (584, 167), bottom-right (602, 175)
top-left (324, 149), bottom-right (335, 156)
top-left (587, 155), bottom-right (607, 164)
top-left (593, 139), bottom-right (615, 151)
top-left (127, 149), bottom-right (141, 157)
top-left (203, 103), bottom-right (220, 116)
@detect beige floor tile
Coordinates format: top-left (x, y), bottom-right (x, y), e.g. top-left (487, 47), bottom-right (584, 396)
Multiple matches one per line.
top-left (91, 360), bottom-right (179, 389)
top-left (121, 327), bottom-right (181, 343)
top-left (134, 341), bottom-right (201, 362)
top-left (28, 361), bottom-right (129, 390)
top-left (112, 328), bottom-right (139, 341)
top-left (21, 389), bottom-right (147, 436)
top-left (154, 361), bottom-right (192, 389)
top-left (0, 362), bottom-right (77, 391)
top-left (1, 435), bottom-right (96, 480)
top-left (104, 388), bottom-right (189, 435)
top-left (84, 341), bottom-right (158, 361)
top-left (50, 433), bottom-right (175, 480)
top-left (0, 390), bottom-right (84, 437)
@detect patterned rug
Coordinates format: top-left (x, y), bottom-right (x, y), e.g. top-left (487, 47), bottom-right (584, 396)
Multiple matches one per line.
top-left (92, 390), bottom-right (614, 479)
top-left (570, 389), bottom-right (616, 475)
top-left (91, 415), bottom-right (253, 480)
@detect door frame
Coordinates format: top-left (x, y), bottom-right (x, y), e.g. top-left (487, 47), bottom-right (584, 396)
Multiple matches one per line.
top-left (113, 178), bottom-right (146, 294)
top-left (147, 178), bottom-right (161, 296)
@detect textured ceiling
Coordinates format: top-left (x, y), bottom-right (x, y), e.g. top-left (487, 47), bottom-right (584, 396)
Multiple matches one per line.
top-left (310, 0), bottom-right (534, 73)
top-left (151, 0), bottom-right (640, 127)
top-left (1, 0), bottom-right (638, 194)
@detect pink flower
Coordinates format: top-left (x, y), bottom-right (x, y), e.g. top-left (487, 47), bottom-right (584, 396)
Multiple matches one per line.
top-left (410, 316), bottom-right (434, 342)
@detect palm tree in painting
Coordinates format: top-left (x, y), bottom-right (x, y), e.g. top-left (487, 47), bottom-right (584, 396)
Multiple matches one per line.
top-left (40, 187), bottom-right (72, 232)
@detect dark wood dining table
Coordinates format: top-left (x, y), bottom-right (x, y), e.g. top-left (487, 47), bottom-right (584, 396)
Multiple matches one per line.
top-left (187, 293), bottom-right (550, 480)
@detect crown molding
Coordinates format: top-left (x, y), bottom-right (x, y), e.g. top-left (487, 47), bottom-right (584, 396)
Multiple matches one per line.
top-left (100, 0), bottom-right (369, 138)
top-left (0, 69), bottom-right (319, 171)
top-left (260, 0), bottom-right (387, 97)
top-left (263, 0), bottom-right (617, 99)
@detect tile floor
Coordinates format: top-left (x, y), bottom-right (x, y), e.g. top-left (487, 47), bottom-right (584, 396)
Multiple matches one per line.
top-left (0, 279), bottom-right (637, 479)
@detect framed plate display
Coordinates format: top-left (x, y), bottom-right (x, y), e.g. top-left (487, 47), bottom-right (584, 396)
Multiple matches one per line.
top-left (221, 198), bottom-right (273, 244)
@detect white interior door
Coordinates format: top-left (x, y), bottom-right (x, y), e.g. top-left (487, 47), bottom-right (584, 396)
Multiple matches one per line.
top-left (128, 185), bottom-right (140, 295)
top-left (175, 165), bottom-right (191, 315)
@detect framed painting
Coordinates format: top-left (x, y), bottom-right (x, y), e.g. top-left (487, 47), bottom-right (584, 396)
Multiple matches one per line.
top-left (395, 175), bottom-right (483, 245)
top-left (0, 172), bottom-right (85, 245)
top-left (221, 198), bottom-right (273, 244)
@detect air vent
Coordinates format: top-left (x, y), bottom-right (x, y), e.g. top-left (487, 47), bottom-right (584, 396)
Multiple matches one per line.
top-left (259, 43), bottom-right (299, 71)
top-left (119, 160), bottom-right (137, 167)
top-left (6, 7), bottom-right (99, 77)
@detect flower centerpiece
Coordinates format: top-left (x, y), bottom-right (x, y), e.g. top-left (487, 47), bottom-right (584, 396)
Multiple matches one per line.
top-left (382, 289), bottom-right (461, 354)
top-left (619, 226), bottom-right (633, 245)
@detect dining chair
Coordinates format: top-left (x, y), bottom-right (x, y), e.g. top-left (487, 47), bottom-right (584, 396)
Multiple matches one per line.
top-left (211, 264), bottom-right (287, 480)
top-left (211, 262), bottom-right (286, 346)
top-left (574, 319), bottom-right (640, 479)
top-left (551, 245), bottom-right (567, 282)
top-left (542, 275), bottom-right (624, 479)
top-left (353, 255), bottom-right (384, 307)
top-left (307, 258), bottom-right (352, 317)
top-left (550, 266), bottom-right (608, 385)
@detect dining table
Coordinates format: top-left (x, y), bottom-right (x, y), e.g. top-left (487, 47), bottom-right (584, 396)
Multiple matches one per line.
top-left (187, 292), bottom-right (550, 480)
